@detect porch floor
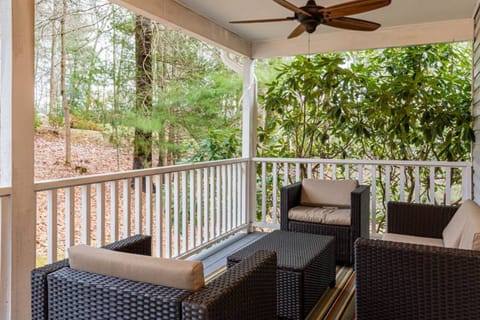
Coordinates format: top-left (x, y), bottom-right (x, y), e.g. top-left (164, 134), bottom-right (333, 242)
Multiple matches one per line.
top-left (191, 232), bottom-right (356, 320)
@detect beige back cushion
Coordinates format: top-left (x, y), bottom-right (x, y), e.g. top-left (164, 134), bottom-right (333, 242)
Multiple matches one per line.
top-left (459, 207), bottom-right (480, 250)
top-left (443, 200), bottom-right (480, 248)
top-left (300, 179), bottom-right (358, 207)
top-left (69, 245), bottom-right (205, 291)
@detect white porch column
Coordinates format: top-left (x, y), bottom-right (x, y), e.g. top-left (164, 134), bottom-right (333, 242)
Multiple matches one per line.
top-left (0, 0), bottom-right (35, 319)
top-left (473, 2), bottom-right (480, 202)
top-left (241, 58), bottom-right (258, 230)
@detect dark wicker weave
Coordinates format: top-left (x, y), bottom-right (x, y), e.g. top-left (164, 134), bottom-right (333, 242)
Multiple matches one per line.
top-left (31, 234), bottom-right (152, 320)
top-left (281, 182), bottom-right (370, 264)
top-left (182, 250), bottom-right (277, 320)
top-left (355, 202), bottom-right (480, 320)
top-left (227, 230), bottom-right (335, 320)
top-left (32, 235), bottom-right (277, 320)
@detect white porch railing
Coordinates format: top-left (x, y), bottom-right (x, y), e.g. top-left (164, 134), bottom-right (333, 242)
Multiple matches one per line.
top-left (34, 159), bottom-right (249, 264)
top-left (253, 158), bottom-right (472, 235)
top-left (34, 157), bottom-right (473, 265)
top-left (0, 187), bottom-right (12, 319)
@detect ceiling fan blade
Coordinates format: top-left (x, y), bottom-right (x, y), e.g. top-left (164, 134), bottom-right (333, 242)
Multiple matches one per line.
top-left (273, 0), bottom-right (312, 17)
top-left (288, 24), bottom-right (306, 39)
top-left (230, 17), bottom-right (295, 24)
top-left (320, 0), bottom-right (391, 19)
top-left (324, 17), bottom-right (380, 31)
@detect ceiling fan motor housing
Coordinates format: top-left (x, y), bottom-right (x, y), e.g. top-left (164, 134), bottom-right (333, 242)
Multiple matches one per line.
top-left (296, 0), bottom-right (324, 33)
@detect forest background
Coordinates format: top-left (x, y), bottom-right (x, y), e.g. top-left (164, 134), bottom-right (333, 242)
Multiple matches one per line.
top-left (34, 0), bottom-right (473, 215)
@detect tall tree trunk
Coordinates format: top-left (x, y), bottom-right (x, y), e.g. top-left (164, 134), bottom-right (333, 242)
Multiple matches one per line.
top-left (61, 0), bottom-right (71, 165)
top-left (49, 4), bottom-right (57, 122)
top-left (133, 15), bottom-right (153, 170)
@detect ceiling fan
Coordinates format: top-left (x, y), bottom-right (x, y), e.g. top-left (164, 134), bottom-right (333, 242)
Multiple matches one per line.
top-left (230, 0), bottom-right (391, 39)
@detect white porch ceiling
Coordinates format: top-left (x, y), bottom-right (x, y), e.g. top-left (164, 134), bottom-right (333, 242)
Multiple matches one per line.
top-left (112, 0), bottom-right (478, 58)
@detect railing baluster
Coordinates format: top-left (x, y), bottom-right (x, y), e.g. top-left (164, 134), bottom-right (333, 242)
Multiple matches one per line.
top-left (196, 169), bottom-right (202, 245)
top-left (227, 165), bottom-right (233, 231)
top-left (109, 182), bottom-right (119, 242)
top-left (462, 167), bottom-right (469, 201)
top-left (203, 168), bottom-right (209, 242)
top-left (210, 166), bottom-right (216, 238)
top-left (189, 170), bottom-right (195, 250)
top-left (261, 162), bottom-right (267, 224)
top-left (237, 163), bottom-right (244, 225)
top-left (232, 165), bottom-right (238, 228)
top-left (272, 162), bottom-right (278, 225)
top-left (65, 187), bottom-right (75, 251)
top-left (81, 185), bottom-right (91, 245)
top-left (399, 166), bottom-right (405, 202)
top-left (319, 164), bottom-right (325, 179)
top-left (358, 164), bottom-right (364, 184)
top-left (221, 165), bottom-right (227, 233)
top-left (414, 166), bottom-right (420, 203)
top-left (145, 176), bottom-right (152, 236)
top-left (445, 167), bottom-right (452, 205)
top-left (385, 165), bottom-right (391, 205)
top-left (122, 179), bottom-right (130, 238)
top-left (215, 166), bottom-right (221, 237)
top-left (429, 167), bottom-right (435, 204)
top-left (370, 165), bottom-right (377, 234)
top-left (283, 162), bottom-right (288, 186)
top-left (165, 173), bottom-right (171, 258)
top-left (307, 163), bottom-right (312, 179)
top-left (332, 164), bottom-right (337, 180)
top-left (173, 172), bottom-right (180, 257)
top-left (47, 190), bottom-right (57, 263)
top-left (134, 177), bottom-right (142, 235)
top-left (96, 183), bottom-right (105, 247)
top-left (155, 175), bottom-right (162, 257)
top-left (345, 164), bottom-right (350, 180)
top-left (241, 162), bottom-right (246, 225)
top-left (295, 163), bottom-right (300, 182)
top-left (181, 171), bottom-right (187, 253)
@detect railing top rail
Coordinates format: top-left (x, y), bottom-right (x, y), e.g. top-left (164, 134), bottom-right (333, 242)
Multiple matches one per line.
top-left (0, 187), bottom-right (12, 197)
top-left (35, 158), bottom-right (249, 192)
top-left (253, 157), bottom-right (472, 168)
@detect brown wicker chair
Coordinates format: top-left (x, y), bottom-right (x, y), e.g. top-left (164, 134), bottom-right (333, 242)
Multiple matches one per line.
top-left (280, 180), bottom-right (370, 265)
top-left (355, 202), bottom-right (480, 320)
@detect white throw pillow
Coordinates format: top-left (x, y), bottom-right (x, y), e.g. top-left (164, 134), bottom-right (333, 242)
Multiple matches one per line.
top-left (459, 208), bottom-right (480, 250)
top-left (69, 245), bottom-right (205, 291)
top-left (442, 200), bottom-right (480, 248)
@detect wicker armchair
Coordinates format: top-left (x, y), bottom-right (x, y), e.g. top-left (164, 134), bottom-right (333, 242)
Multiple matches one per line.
top-left (281, 181), bottom-right (370, 264)
top-left (32, 235), bottom-right (277, 320)
top-left (355, 202), bottom-right (480, 320)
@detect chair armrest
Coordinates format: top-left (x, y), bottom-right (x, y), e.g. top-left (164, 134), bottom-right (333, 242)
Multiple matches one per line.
top-left (351, 185), bottom-right (370, 239)
top-left (31, 234), bottom-right (152, 320)
top-left (387, 202), bottom-right (457, 238)
top-left (182, 250), bottom-right (277, 320)
top-left (355, 238), bottom-right (480, 320)
top-left (280, 182), bottom-right (302, 230)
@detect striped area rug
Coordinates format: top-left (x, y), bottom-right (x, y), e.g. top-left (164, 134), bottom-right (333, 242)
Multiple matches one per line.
top-left (206, 265), bottom-right (355, 320)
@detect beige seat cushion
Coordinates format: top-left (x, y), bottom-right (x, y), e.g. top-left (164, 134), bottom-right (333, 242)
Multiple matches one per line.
top-left (442, 200), bottom-right (480, 248)
top-left (289, 206), bottom-right (336, 223)
top-left (69, 245), bottom-right (205, 291)
top-left (459, 207), bottom-right (480, 250)
top-left (322, 208), bottom-right (351, 225)
top-left (288, 206), bottom-right (351, 225)
top-left (382, 233), bottom-right (444, 247)
top-left (300, 179), bottom-right (358, 207)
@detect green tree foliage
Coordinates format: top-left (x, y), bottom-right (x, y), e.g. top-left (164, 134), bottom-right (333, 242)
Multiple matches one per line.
top-left (259, 43), bottom-right (473, 163)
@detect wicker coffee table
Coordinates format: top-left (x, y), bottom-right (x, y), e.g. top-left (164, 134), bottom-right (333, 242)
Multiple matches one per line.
top-left (227, 230), bottom-right (335, 320)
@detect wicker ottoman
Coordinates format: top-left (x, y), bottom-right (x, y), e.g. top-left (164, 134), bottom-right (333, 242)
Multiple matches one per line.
top-left (227, 230), bottom-right (335, 320)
